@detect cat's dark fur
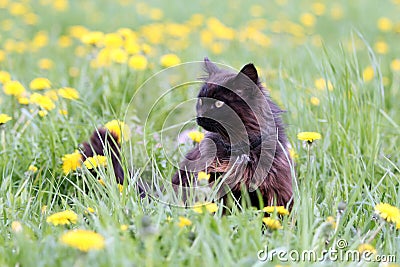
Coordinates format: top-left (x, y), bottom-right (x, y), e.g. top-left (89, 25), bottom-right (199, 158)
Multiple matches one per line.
top-left (172, 58), bottom-right (293, 208)
top-left (80, 128), bottom-right (124, 184)
top-left (80, 128), bottom-right (146, 198)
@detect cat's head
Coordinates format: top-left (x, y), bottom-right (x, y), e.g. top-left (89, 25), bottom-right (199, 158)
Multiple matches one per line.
top-left (196, 58), bottom-right (268, 141)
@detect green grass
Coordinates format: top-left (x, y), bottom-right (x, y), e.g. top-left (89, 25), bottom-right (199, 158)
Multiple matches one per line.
top-left (0, 0), bottom-right (400, 266)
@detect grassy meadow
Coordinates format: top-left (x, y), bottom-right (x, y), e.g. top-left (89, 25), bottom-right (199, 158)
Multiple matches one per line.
top-left (0, 0), bottom-right (400, 266)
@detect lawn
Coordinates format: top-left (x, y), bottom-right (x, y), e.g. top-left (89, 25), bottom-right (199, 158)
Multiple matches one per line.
top-left (0, 0), bottom-right (399, 266)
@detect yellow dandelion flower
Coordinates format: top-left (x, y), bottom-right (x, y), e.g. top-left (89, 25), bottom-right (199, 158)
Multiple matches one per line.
top-left (149, 8), bottom-right (163, 20)
top-left (177, 216), bottom-right (192, 228)
top-left (38, 58), bottom-right (54, 70)
top-left (9, 2), bottom-right (28, 15)
top-left (69, 67), bottom-right (80, 77)
top-left (120, 224), bottom-right (128, 231)
top-left (58, 87), bottom-right (79, 100)
top-left (275, 0), bottom-right (287, 5)
top-left (83, 155), bottom-right (107, 169)
top-left (374, 203), bottom-right (400, 224)
top-left (91, 48), bottom-right (113, 68)
top-left (312, 2), bottom-right (326, 16)
top-left (74, 46), bottom-right (87, 58)
top-left (104, 33), bottom-right (123, 48)
top-left (310, 96), bottom-right (320, 106)
top-left (192, 202), bottom-right (219, 214)
top-left (81, 31), bottom-right (104, 46)
top-left (46, 210), bottom-right (78, 226)
top-left (263, 206), bottom-right (289, 216)
top-left (262, 217), bottom-right (283, 230)
top-left (32, 31), bottom-right (49, 49)
top-left (125, 41), bottom-right (141, 54)
top-left (377, 17), bottom-right (392, 32)
top-left (206, 18), bottom-right (235, 40)
top-left (117, 28), bottom-right (136, 39)
top-left (330, 5), bottom-right (343, 20)
top-left (326, 216), bottom-right (336, 229)
top-left (104, 119), bottom-right (130, 143)
top-left (110, 48), bottom-right (128, 64)
top-left (61, 150), bottom-right (82, 175)
top-left (210, 42), bottom-right (223, 55)
top-left (204, 202), bottom-right (218, 213)
top-left (18, 97), bottom-right (30, 105)
top-left (0, 71), bottom-right (11, 84)
top-left (192, 206), bottom-right (203, 214)
top-left (23, 13), bottom-right (38, 25)
top-left (53, 0), bottom-right (69, 11)
top-left (60, 229), bottom-right (105, 252)
top-left (358, 243), bottom-right (377, 255)
top-left (59, 109), bottom-right (68, 116)
top-left (300, 13), bottom-right (316, 27)
top-left (362, 66), bottom-right (374, 83)
top-left (197, 171), bottom-right (210, 181)
top-left (45, 90), bottom-right (59, 101)
top-left (160, 53), bottom-right (181, 68)
top-left (0, 113), bottom-right (12, 125)
top-left (86, 207), bottom-right (95, 213)
top-left (118, 184), bottom-right (124, 193)
top-left (249, 5), bottom-right (263, 17)
top-left (187, 130), bottom-right (204, 143)
top-left (30, 93), bottom-right (55, 111)
top-left (297, 132), bottom-right (322, 143)
top-left (128, 54), bottom-right (148, 70)
top-left (201, 30), bottom-right (213, 46)
top-left (289, 148), bottom-right (298, 159)
top-left (3, 80), bottom-right (26, 97)
top-left (28, 165), bottom-right (38, 173)
top-left (311, 35), bottom-right (322, 48)
top-left (141, 44), bottom-right (153, 55)
top-left (11, 221), bottom-right (23, 233)
top-left (188, 14), bottom-right (204, 27)
top-left (374, 41), bottom-right (388, 54)
top-left (68, 25), bottom-right (89, 39)
top-left (38, 110), bottom-right (48, 117)
top-left (30, 77), bottom-right (52, 90)
top-left (58, 35), bottom-right (72, 47)
top-left (98, 179), bottom-right (106, 186)
top-left (41, 205), bottom-right (48, 214)
top-left (390, 59), bottom-right (400, 72)
top-left (314, 78), bottom-right (333, 91)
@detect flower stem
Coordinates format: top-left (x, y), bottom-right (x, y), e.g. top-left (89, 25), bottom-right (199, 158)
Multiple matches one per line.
top-left (306, 143), bottom-right (311, 172)
top-left (366, 221), bottom-right (386, 244)
top-left (1, 127), bottom-right (5, 151)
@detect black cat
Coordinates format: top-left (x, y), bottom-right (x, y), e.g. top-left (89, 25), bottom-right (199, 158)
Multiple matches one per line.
top-left (172, 58), bottom-right (293, 208)
top-left (80, 58), bottom-right (293, 208)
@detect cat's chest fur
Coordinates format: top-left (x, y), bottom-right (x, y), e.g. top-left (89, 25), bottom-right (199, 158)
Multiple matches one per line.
top-left (199, 132), bottom-right (267, 188)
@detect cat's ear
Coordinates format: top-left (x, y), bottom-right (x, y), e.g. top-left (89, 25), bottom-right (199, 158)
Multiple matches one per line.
top-left (239, 63), bottom-right (259, 84)
top-left (204, 57), bottom-right (218, 75)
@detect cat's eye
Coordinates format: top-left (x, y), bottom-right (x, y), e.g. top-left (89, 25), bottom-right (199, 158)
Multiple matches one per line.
top-left (215, 100), bottom-right (224, 108)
